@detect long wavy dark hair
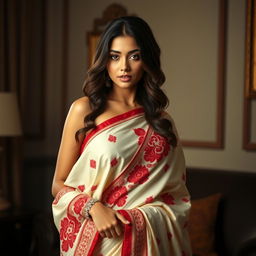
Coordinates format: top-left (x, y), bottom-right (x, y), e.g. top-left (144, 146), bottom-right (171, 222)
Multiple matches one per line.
top-left (76, 16), bottom-right (177, 147)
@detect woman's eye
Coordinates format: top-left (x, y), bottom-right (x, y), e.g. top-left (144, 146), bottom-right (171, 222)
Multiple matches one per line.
top-left (130, 54), bottom-right (140, 60)
top-left (110, 55), bottom-right (119, 60)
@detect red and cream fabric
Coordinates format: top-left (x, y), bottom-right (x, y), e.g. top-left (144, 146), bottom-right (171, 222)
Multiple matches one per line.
top-left (52, 108), bottom-right (191, 256)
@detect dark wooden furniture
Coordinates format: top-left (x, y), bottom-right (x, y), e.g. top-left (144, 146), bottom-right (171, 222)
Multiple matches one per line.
top-left (187, 168), bottom-right (256, 256)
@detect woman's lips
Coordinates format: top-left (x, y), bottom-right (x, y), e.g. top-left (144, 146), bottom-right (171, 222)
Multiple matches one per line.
top-left (118, 75), bottom-right (132, 82)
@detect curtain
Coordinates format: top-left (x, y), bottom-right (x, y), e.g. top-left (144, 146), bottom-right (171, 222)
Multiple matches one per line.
top-left (0, 0), bottom-right (46, 207)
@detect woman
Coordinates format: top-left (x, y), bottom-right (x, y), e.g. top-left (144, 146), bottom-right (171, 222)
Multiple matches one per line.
top-left (52, 16), bottom-right (191, 256)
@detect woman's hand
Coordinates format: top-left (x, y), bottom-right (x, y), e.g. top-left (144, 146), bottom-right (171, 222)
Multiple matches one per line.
top-left (89, 202), bottom-right (130, 239)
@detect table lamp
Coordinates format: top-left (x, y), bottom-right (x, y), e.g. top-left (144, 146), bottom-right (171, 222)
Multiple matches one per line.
top-left (0, 92), bottom-right (22, 211)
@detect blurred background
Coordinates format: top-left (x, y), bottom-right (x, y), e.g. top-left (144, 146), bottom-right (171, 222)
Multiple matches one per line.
top-left (0, 0), bottom-right (256, 255)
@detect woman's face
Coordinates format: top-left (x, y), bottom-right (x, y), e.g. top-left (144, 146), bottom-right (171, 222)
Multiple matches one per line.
top-left (106, 35), bottom-right (144, 90)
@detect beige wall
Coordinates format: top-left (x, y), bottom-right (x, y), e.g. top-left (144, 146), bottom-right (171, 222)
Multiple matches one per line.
top-left (25, 0), bottom-right (256, 173)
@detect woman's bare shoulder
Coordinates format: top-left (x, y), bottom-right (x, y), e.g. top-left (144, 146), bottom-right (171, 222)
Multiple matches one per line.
top-left (69, 96), bottom-right (91, 117)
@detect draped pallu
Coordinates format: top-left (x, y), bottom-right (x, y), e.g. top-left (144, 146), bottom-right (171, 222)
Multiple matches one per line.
top-left (52, 108), bottom-right (192, 256)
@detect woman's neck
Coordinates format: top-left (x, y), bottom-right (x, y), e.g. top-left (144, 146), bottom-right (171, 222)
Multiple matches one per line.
top-left (108, 87), bottom-right (138, 107)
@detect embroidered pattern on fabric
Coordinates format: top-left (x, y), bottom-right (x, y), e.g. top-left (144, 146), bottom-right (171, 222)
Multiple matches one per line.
top-left (111, 157), bottom-right (118, 167)
top-left (101, 127), bottom-right (152, 206)
top-left (52, 187), bottom-right (75, 205)
top-left (90, 159), bottom-right (96, 169)
top-left (161, 193), bottom-right (175, 205)
top-left (127, 165), bottom-right (149, 185)
top-left (103, 127), bottom-right (173, 208)
top-left (74, 220), bottom-right (98, 256)
top-left (108, 134), bottom-right (117, 142)
top-left (91, 185), bottom-right (98, 191)
top-left (105, 186), bottom-right (128, 207)
top-left (60, 213), bottom-right (81, 252)
top-left (59, 194), bottom-right (90, 253)
top-left (74, 197), bottom-right (87, 215)
top-left (134, 128), bottom-right (146, 145)
top-left (182, 197), bottom-right (190, 203)
top-left (78, 185), bottom-right (85, 192)
top-left (130, 209), bottom-right (147, 256)
top-left (145, 196), bottom-right (154, 204)
top-left (144, 132), bottom-right (170, 163)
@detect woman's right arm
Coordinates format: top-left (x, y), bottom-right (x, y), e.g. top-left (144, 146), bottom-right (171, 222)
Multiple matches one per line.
top-left (51, 97), bottom-right (129, 238)
top-left (51, 97), bottom-right (90, 197)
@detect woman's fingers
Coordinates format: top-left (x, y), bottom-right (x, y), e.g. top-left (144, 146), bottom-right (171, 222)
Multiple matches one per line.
top-left (90, 203), bottom-right (129, 239)
top-left (114, 222), bottom-right (123, 236)
top-left (99, 222), bottom-right (123, 238)
top-left (100, 231), bottom-right (106, 238)
top-left (109, 228), bottom-right (119, 238)
top-left (104, 229), bottom-right (112, 239)
top-left (115, 212), bottom-right (130, 225)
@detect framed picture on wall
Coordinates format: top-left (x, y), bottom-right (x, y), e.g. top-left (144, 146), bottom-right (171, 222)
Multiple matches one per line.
top-left (87, 32), bottom-right (101, 67)
top-left (87, 3), bottom-right (130, 68)
top-left (245, 0), bottom-right (256, 98)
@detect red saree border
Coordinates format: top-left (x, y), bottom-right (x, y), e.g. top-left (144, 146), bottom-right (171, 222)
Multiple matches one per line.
top-left (80, 107), bottom-right (144, 153)
top-left (74, 220), bottom-right (99, 256)
top-left (64, 193), bottom-right (99, 256)
top-left (118, 210), bottom-right (132, 256)
top-left (52, 186), bottom-right (75, 205)
top-left (87, 232), bottom-right (100, 256)
top-left (130, 209), bottom-right (147, 256)
top-left (101, 126), bottom-right (153, 203)
top-left (119, 209), bottom-right (148, 256)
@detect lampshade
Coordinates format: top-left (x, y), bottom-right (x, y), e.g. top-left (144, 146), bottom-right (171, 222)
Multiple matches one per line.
top-left (0, 92), bottom-right (22, 136)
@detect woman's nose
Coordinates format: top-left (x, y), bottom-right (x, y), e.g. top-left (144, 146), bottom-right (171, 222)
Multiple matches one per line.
top-left (120, 58), bottom-right (130, 72)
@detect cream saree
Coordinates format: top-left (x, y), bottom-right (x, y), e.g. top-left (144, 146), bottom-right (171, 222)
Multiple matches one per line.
top-left (52, 108), bottom-right (191, 256)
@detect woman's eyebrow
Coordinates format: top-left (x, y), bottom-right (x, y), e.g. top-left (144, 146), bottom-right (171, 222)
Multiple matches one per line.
top-left (109, 49), bottom-right (140, 54)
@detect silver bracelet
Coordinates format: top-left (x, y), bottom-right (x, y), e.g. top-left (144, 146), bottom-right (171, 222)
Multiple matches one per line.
top-left (83, 198), bottom-right (99, 219)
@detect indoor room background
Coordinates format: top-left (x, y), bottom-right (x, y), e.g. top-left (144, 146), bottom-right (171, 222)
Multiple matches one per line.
top-left (22, 0), bottom-right (255, 210)
top-left (0, 0), bottom-right (256, 255)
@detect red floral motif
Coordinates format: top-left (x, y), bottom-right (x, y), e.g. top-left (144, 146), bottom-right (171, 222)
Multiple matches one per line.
top-left (111, 158), bottom-right (118, 167)
top-left (134, 128), bottom-right (146, 145)
top-left (74, 197), bottom-right (87, 215)
top-left (106, 186), bottom-right (128, 207)
top-left (128, 165), bottom-right (149, 185)
top-left (90, 159), bottom-right (96, 169)
top-left (182, 197), bottom-right (190, 203)
top-left (144, 132), bottom-right (170, 163)
top-left (145, 196), bottom-right (154, 204)
top-left (108, 135), bottom-right (117, 142)
top-left (60, 214), bottom-right (81, 252)
top-left (167, 231), bottom-right (173, 240)
top-left (78, 185), bottom-right (85, 192)
top-left (156, 237), bottom-right (161, 245)
top-left (91, 185), bottom-right (97, 191)
top-left (161, 193), bottom-right (175, 205)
